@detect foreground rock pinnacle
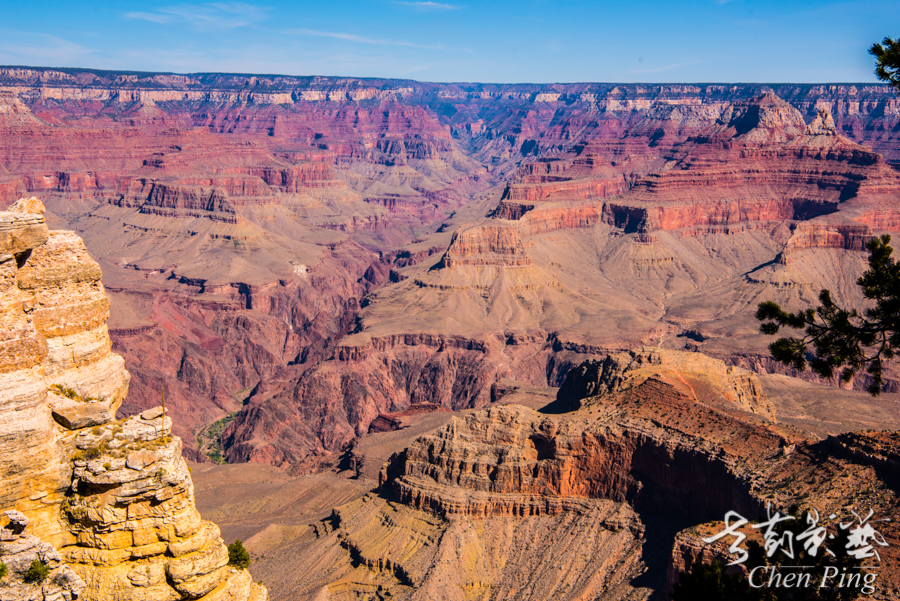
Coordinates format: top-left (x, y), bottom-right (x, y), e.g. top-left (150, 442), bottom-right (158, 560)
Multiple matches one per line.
top-left (0, 198), bottom-right (267, 600)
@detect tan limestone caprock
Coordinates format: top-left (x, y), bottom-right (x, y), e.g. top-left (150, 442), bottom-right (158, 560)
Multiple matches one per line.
top-left (0, 198), bottom-right (266, 600)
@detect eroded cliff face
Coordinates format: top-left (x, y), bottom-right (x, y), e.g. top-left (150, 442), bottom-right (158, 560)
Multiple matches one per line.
top-left (1, 69), bottom-right (900, 472)
top-left (274, 349), bottom-right (898, 600)
top-left (0, 198), bottom-right (266, 601)
top-left (221, 91), bottom-right (900, 472)
top-left (0, 80), bottom-right (493, 460)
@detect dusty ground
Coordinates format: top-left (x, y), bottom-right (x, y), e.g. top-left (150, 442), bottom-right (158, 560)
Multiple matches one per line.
top-left (758, 373), bottom-right (900, 437)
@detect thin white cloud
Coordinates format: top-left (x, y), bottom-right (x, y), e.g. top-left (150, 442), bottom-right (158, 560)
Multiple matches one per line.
top-left (125, 3), bottom-right (270, 29)
top-left (125, 12), bottom-right (173, 24)
top-left (288, 28), bottom-right (443, 50)
top-left (391, 1), bottom-right (464, 10)
top-left (0, 31), bottom-right (95, 65)
top-left (631, 61), bottom-right (699, 74)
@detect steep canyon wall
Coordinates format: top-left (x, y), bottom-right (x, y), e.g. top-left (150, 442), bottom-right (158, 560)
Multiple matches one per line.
top-left (0, 67), bottom-right (899, 471)
top-left (0, 198), bottom-right (266, 600)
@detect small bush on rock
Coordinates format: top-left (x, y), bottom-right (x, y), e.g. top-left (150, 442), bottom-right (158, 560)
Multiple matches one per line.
top-left (23, 560), bottom-right (49, 583)
top-left (49, 384), bottom-right (79, 400)
top-left (228, 540), bottom-right (250, 569)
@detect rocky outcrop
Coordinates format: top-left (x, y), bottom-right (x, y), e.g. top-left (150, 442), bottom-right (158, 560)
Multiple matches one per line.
top-left (19, 228), bottom-right (131, 411)
top-left (289, 349), bottom-right (898, 599)
top-left (557, 348), bottom-right (775, 420)
top-left (435, 225), bottom-right (533, 268)
top-left (367, 402), bottom-right (449, 433)
top-left (691, 91), bottom-right (807, 144)
top-left (385, 391), bottom-right (770, 522)
top-left (63, 408), bottom-right (265, 601)
top-left (0, 200), bottom-right (100, 544)
top-left (0, 198), bottom-right (266, 601)
top-left (778, 222), bottom-right (872, 260)
top-left (0, 510), bottom-right (85, 601)
top-left (665, 525), bottom-right (745, 594)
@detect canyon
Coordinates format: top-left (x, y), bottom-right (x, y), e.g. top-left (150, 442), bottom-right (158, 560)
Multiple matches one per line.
top-left (1, 65), bottom-right (900, 599)
top-left (2, 68), bottom-right (899, 469)
top-left (192, 347), bottom-right (900, 600)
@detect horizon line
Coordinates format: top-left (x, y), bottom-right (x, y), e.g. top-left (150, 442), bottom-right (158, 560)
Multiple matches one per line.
top-left (0, 64), bottom-right (886, 89)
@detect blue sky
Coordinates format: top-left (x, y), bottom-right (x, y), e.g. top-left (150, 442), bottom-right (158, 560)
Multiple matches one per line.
top-left (0, 0), bottom-right (894, 83)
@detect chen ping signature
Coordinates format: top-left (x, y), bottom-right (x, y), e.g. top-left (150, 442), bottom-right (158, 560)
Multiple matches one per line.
top-left (700, 503), bottom-right (890, 595)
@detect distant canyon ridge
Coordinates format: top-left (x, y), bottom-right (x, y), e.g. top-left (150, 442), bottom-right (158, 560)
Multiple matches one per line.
top-left (1, 66), bottom-right (898, 470)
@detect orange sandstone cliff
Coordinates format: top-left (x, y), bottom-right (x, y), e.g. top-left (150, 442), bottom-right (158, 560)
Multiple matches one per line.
top-left (0, 198), bottom-right (266, 601)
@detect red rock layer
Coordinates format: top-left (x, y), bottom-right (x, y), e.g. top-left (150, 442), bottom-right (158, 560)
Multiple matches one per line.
top-left (0, 123), bottom-right (345, 209)
top-left (854, 210), bottom-right (900, 231)
top-left (779, 223), bottom-right (872, 260)
top-left (113, 240), bottom-right (387, 462)
top-left (0, 175), bottom-right (24, 205)
top-left (504, 94), bottom-right (900, 240)
top-left (436, 225), bottom-right (533, 268)
top-left (367, 402), bottom-right (449, 433)
top-left (3, 70), bottom-right (900, 474)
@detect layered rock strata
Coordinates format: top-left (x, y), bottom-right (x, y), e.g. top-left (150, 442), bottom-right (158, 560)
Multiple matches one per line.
top-left (0, 198), bottom-right (266, 601)
top-left (0, 510), bottom-right (85, 601)
top-left (237, 90), bottom-right (900, 470)
top-left (285, 349), bottom-right (897, 599)
top-left (2, 69), bottom-right (900, 472)
top-left (64, 408), bottom-right (265, 601)
top-left (557, 348), bottom-right (775, 420)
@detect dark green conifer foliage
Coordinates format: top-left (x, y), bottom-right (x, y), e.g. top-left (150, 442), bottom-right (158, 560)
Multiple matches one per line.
top-left (757, 236), bottom-right (899, 395)
top-left (228, 540), bottom-right (250, 569)
top-left (870, 37), bottom-right (900, 90)
top-left (757, 37), bottom-right (900, 394)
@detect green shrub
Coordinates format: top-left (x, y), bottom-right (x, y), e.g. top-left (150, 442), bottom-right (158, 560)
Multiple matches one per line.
top-left (0, 562), bottom-right (6, 579)
top-left (47, 384), bottom-right (103, 403)
top-left (49, 384), bottom-right (79, 400)
top-left (23, 560), bottom-right (50, 583)
top-left (228, 540), bottom-right (250, 569)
